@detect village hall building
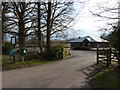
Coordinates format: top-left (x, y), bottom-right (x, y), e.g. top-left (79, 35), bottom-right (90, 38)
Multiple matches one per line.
top-left (69, 36), bottom-right (109, 49)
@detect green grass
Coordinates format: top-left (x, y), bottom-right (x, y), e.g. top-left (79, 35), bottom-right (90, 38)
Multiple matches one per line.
top-left (2, 54), bottom-right (73, 70)
top-left (91, 66), bottom-right (120, 88)
top-left (2, 55), bottom-right (52, 70)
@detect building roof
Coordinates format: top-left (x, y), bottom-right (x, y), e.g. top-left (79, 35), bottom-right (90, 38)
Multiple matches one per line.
top-left (69, 36), bottom-right (109, 43)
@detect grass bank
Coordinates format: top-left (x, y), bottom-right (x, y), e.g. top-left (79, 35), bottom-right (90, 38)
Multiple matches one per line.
top-left (2, 54), bottom-right (73, 70)
top-left (90, 66), bottom-right (120, 88)
top-left (2, 55), bottom-right (52, 70)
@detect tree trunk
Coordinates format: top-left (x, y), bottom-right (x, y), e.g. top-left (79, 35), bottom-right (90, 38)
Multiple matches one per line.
top-left (46, 1), bottom-right (51, 53)
top-left (2, 3), bottom-right (5, 46)
top-left (2, 23), bottom-right (4, 46)
top-left (18, 14), bottom-right (25, 51)
top-left (37, 2), bottom-right (43, 53)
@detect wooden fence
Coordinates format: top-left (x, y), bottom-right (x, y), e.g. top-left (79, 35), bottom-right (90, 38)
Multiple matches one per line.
top-left (97, 48), bottom-right (118, 66)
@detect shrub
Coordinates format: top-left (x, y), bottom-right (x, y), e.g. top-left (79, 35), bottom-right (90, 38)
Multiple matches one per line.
top-left (73, 47), bottom-right (90, 50)
top-left (25, 50), bottom-right (40, 60)
top-left (2, 42), bottom-right (13, 55)
top-left (2, 55), bottom-right (13, 66)
top-left (43, 44), bottom-right (70, 61)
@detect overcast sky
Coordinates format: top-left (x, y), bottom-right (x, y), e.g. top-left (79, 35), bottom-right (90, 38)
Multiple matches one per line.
top-left (3, 0), bottom-right (119, 41)
top-left (68, 0), bottom-right (118, 39)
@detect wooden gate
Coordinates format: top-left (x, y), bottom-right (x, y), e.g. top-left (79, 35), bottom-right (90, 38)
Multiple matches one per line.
top-left (97, 48), bottom-right (118, 66)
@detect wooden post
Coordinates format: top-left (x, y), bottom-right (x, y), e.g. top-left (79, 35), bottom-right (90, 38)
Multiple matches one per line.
top-left (107, 49), bottom-right (108, 66)
top-left (109, 48), bottom-right (112, 64)
top-left (97, 48), bottom-right (99, 64)
top-left (107, 49), bottom-right (109, 67)
top-left (22, 56), bottom-right (25, 62)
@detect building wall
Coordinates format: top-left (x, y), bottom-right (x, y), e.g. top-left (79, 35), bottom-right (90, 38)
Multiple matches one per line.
top-left (70, 41), bottom-right (109, 49)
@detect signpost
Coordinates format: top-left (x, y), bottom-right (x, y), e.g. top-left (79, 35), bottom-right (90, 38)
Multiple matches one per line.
top-left (10, 36), bottom-right (16, 63)
top-left (10, 36), bottom-right (28, 62)
top-left (21, 49), bottom-right (27, 62)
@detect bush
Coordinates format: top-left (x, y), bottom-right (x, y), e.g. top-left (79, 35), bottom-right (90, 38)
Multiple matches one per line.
top-left (25, 50), bottom-right (40, 60)
top-left (43, 44), bottom-right (70, 61)
top-left (2, 55), bottom-right (13, 66)
top-left (73, 47), bottom-right (90, 50)
top-left (2, 42), bottom-right (13, 55)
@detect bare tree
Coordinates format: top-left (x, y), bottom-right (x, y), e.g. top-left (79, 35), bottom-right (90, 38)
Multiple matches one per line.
top-left (2, 2), bottom-right (10, 46)
top-left (89, 0), bottom-right (119, 20)
top-left (2, 2), bottom-right (37, 50)
top-left (46, 1), bottom-right (51, 52)
top-left (89, 0), bottom-right (120, 64)
top-left (42, 0), bottom-right (75, 52)
top-left (2, 0), bottom-right (78, 54)
top-left (37, 2), bottom-right (43, 53)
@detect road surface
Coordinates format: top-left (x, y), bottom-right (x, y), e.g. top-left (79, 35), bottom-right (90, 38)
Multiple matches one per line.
top-left (2, 50), bottom-right (96, 88)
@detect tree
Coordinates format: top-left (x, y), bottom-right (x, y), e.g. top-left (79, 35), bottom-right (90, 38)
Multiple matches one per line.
top-left (46, 1), bottom-right (52, 53)
top-left (89, 0), bottom-right (119, 20)
top-left (107, 25), bottom-right (120, 64)
top-left (37, 2), bottom-right (43, 53)
top-left (2, 2), bottom-right (37, 50)
top-left (2, 1), bottom-right (77, 54)
top-left (43, 0), bottom-right (75, 52)
top-left (89, 0), bottom-right (120, 64)
top-left (2, 2), bottom-right (11, 46)
top-left (27, 0), bottom-right (75, 53)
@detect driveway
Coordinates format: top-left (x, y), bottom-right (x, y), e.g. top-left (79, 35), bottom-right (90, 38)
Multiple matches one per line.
top-left (2, 50), bottom-right (96, 88)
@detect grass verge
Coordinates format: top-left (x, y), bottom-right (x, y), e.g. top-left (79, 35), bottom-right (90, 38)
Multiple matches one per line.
top-left (2, 54), bottom-right (73, 70)
top-left (2, 59), bottom-right (51, 70)
top-left (90, 66), bottom-right (120, 88)
top-left (2, 55), bottom-right (52, 70)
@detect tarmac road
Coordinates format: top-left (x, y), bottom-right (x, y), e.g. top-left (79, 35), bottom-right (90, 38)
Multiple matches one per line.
top-left (2, 50), bottom-right (96, 88)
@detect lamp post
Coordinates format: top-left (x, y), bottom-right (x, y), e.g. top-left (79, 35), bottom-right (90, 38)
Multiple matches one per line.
top-left (11, 36), bottom-right (16, 63)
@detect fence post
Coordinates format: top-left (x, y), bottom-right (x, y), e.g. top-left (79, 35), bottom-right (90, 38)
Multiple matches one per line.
top-left (107, 49), bottom-right (109, 67)
top-left (106, 49), bottom-right (109, 66)
top-left (97, 48), bottom-right (99, 64)
top-left (109, 48), bottom-right (111, 64)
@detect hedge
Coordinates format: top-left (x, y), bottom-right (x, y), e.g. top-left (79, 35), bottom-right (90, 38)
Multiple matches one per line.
top-left (2, 42), bottom-right (13, 55)
top-left (44, 44), bottom-right (70, 61)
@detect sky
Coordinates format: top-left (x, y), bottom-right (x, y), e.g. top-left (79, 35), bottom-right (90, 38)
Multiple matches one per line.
top-left (3, 0), bottom-right (119, 41)
top-left (68, 0), bottom-right (118, 39)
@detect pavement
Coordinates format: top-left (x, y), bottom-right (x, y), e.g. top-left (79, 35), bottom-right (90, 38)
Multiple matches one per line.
top-left (2, 50), bottom-right (96, 88)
